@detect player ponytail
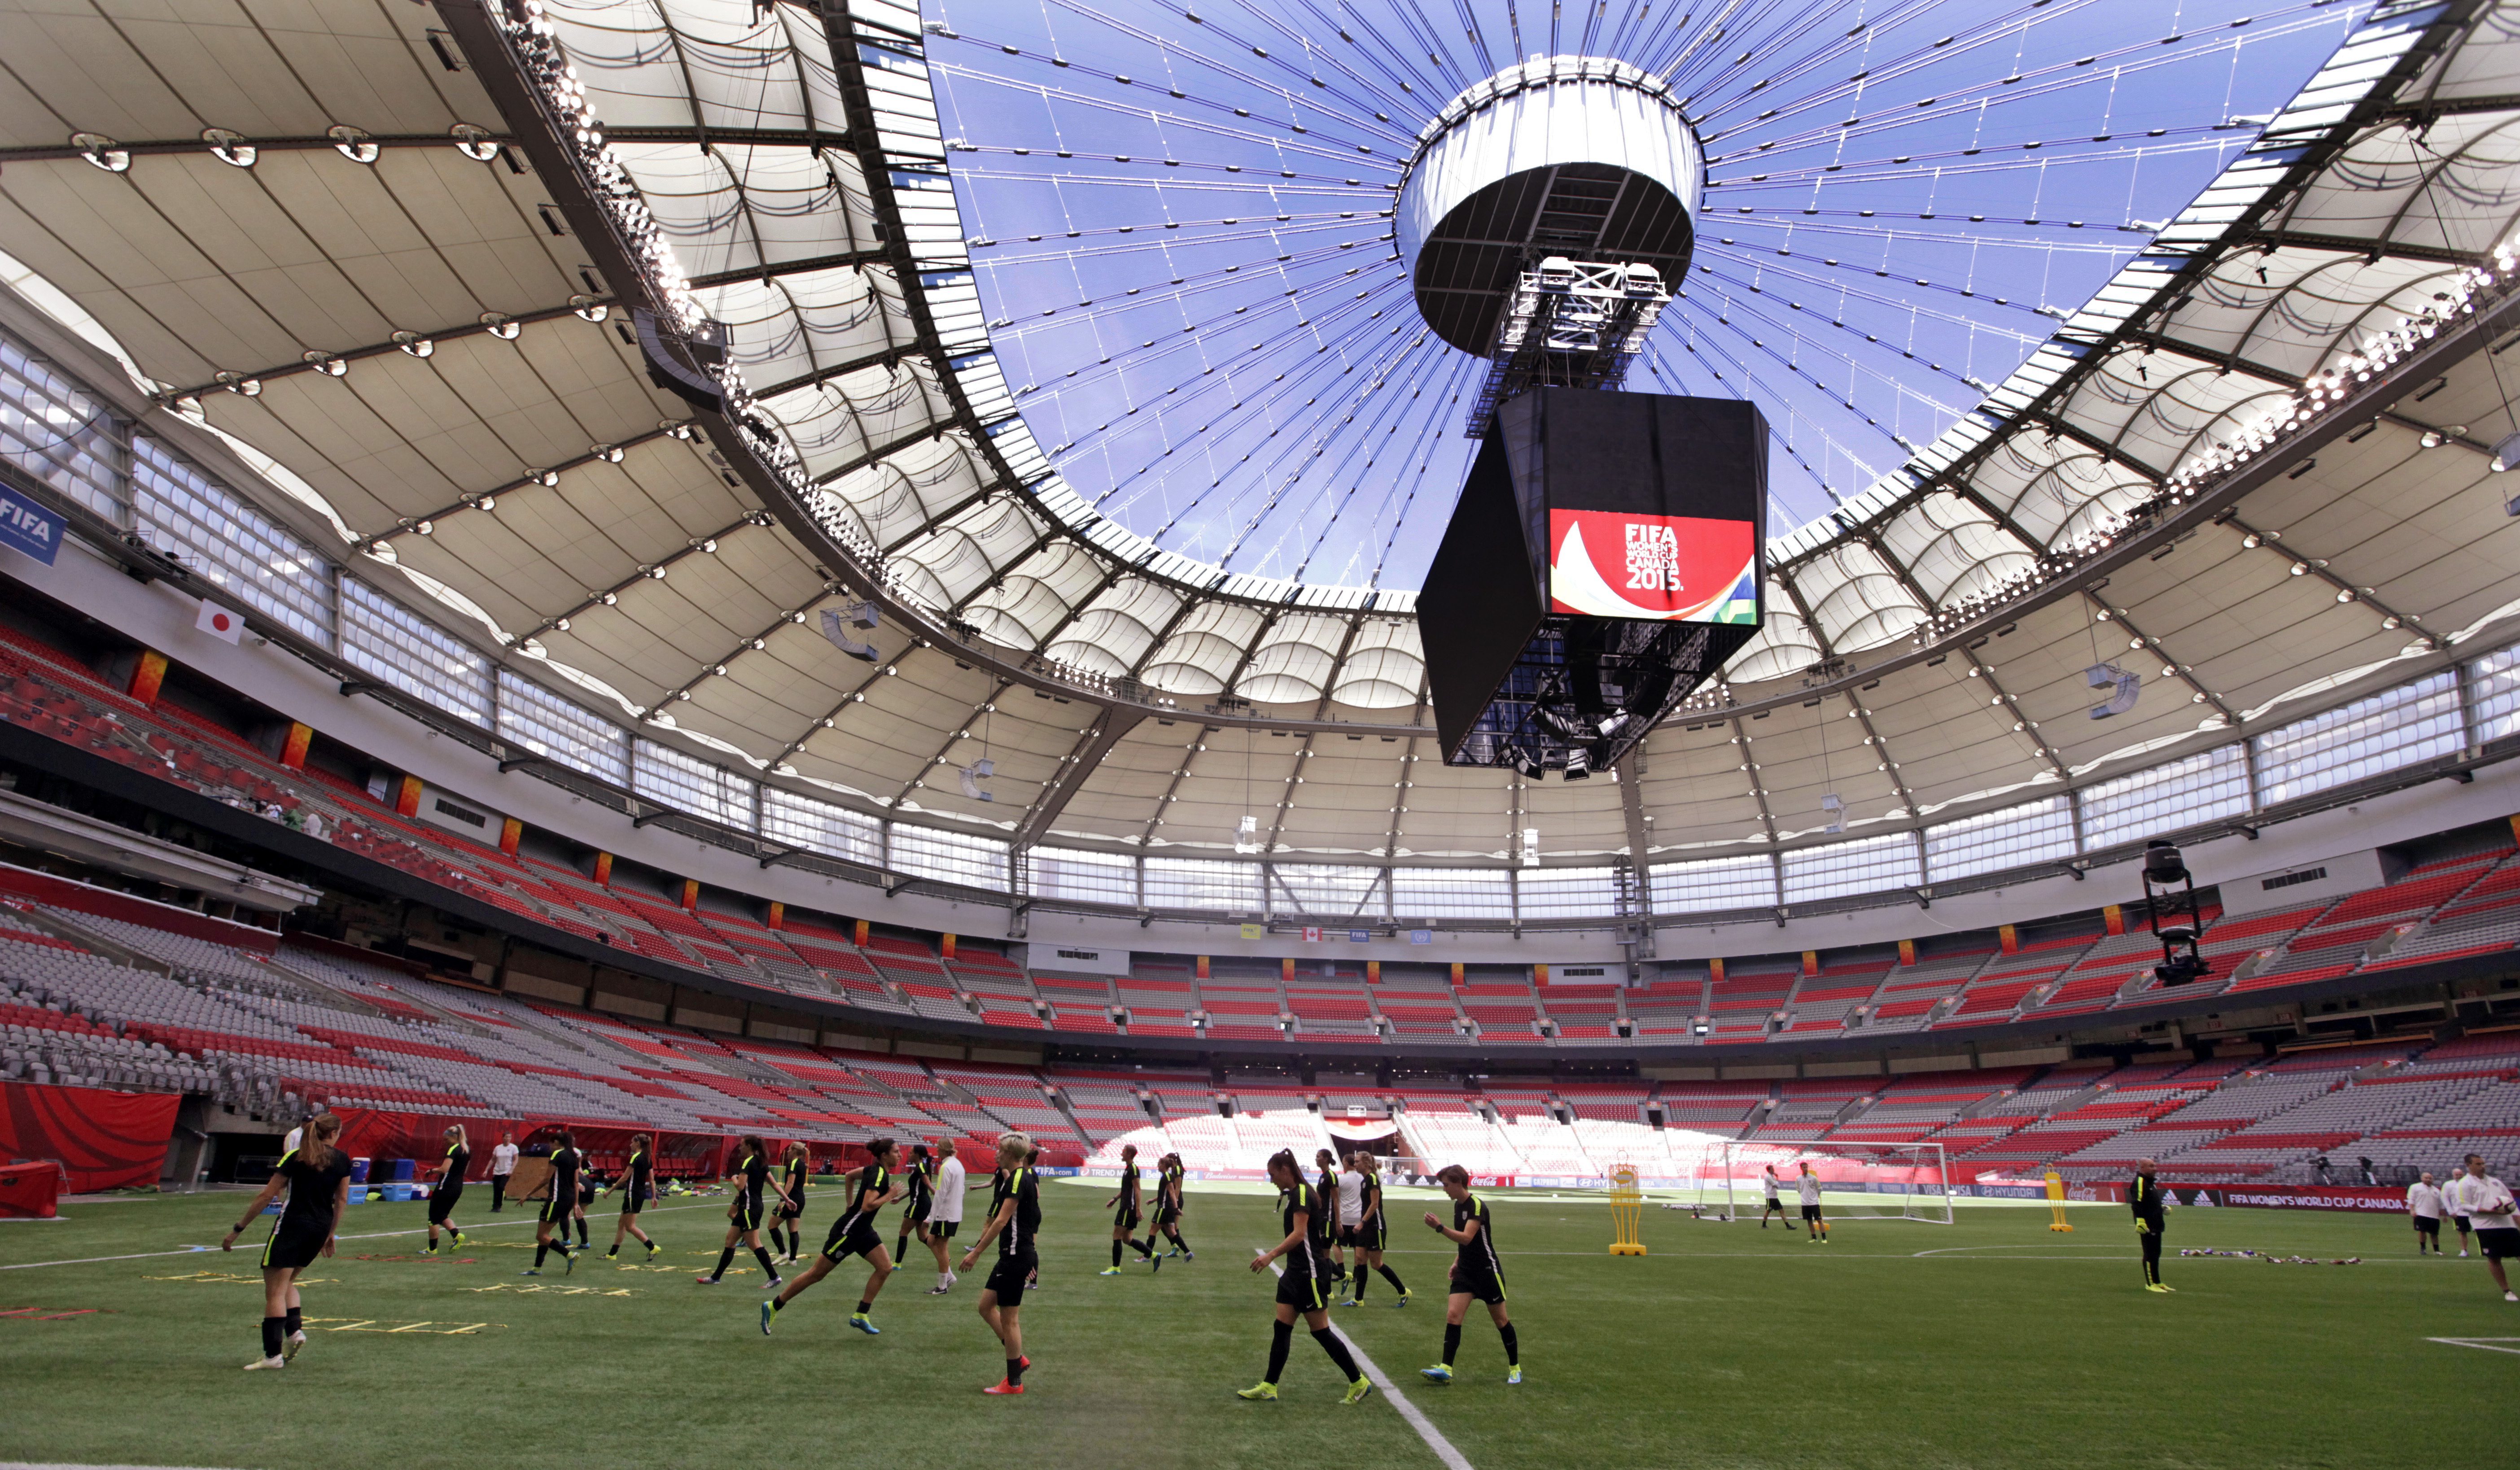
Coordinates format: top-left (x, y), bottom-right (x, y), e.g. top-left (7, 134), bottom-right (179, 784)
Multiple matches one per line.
top-left (445, 1123), bottom-right (467, 1150)
top-left (784, 1141), bottom-right (808, 1166)
top-left (867, 1136), bottom-right (896, 1164)
top-left (1266, 1148), bottom-right (1299, 1182)
top-left (299, 1112), bottom-right (342, 1174)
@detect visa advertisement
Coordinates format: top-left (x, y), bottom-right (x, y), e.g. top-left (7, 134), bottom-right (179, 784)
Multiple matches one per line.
top-left (1545, 509), bottom-right (1757, 623)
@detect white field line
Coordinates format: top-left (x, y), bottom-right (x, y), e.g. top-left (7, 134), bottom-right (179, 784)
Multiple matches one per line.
top-left (0, 1201), bottom-right (723, 1271)
top-left (1256, 1248), bottom-right (1472, 1470)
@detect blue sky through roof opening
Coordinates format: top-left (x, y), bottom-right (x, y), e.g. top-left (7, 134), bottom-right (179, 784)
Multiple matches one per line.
top-left (928, 0), bottom-right (2358, 591)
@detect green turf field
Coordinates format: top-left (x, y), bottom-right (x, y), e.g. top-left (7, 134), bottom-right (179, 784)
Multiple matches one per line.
top-left (1, 1180), bottom-right (2511, 1470)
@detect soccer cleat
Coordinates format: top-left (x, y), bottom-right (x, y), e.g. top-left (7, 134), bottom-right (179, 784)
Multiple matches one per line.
top-left (2505, 1291), bottom-right (2518, 1303)
top-left (1507, 1365), bottom-right (1522, 1386)
top-left (1393, 1290), bottom-right (1412, 1308)
top-left (521, 1269), bottom-right (542, 1277)
top-left (1164, 1248), bottom-right (1180, 1259)
top-left (764, 1277), bottom-right (784, 1290)
top-left (696, 1275), bottom-right (722, 1285)
top-left (244, 1355), bottom-right (286, 1371)
top-left (1181, 1251), bottom-right (1194, 1261)
top-left (1342, 1376), bottom-right (1374, 1406)
top-left (927, 1285), bottom-right (950, 1296)
top-left (1420, 1365), bottom-right (1453, 1384)
top-left (1098, 1267), bottom-right (1123, 1276)
top-left (1019, 1355), bottom-right (1031, 1370)
top-left (1151, 1255), bottom-right (1163, 1274)
top-left (1235, 1382), bottom-right (1279, 1401)
top-left (760, 1301), bottom-right (775, 1336)
top-left (450, 1230), bottom-right (464, 1245)
top-left (849, 1313), bottom-right (880, 1335)
top-left (2144, 1283), bottom-right (2170, 1293)
top-left (984, 1381), bottom-right (1025, 1395)
top-left (284, 1331), bottom-right (306, 1362)
top-left (605, 1248), bottom-right (619, 1261)
top-left (424, 1244), bottom-right (438, 1256)
top-left (563, 1251), bottom-right (575, 1276)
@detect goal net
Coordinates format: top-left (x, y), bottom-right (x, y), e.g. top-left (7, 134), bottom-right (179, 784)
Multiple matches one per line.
top-left (1715, 1140), bottom-right (1952, 1224)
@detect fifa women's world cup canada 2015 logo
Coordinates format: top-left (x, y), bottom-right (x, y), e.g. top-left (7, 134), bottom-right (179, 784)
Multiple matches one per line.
top-left (1544, 508), bottom-right (1759, 624)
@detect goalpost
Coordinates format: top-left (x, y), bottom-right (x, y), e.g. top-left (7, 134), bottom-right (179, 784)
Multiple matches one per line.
top-left (1715, 1140), bottom-right (1952, 1224)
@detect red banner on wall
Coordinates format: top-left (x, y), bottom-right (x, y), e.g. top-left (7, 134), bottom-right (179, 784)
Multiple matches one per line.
top-left (279, 721), bottom-right (313, 771)
top-left (0, 1081), bottom-right (179, 1192)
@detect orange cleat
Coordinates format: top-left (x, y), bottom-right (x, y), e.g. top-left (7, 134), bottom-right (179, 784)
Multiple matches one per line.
top-left (984, 1380), bottom-right (1026, 1395)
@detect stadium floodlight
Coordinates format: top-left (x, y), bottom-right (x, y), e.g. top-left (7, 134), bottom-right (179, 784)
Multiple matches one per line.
top-left (2142, 838), bottom-right (2211, 986)
top-left (1713, 1141), bottom-right (1951, 1224)
top-left (2086, 662), bottom-right (2141, 718)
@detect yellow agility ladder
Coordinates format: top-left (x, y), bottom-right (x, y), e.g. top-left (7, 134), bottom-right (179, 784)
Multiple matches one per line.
top-left (1609, 1164), bottom-right (1647, 1256)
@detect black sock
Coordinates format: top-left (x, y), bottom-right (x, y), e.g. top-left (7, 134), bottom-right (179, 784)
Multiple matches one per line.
top-left (712, 1246), bottom-right (735, 1280)
top-left (752, 1247), bottom-right (781, 1278)
top-left (896, 1234), bottom-right (910, 1260)
top-left (1112, 1240), bottom-right (1124, 1268)
top-left (1443, 1323), bottom-right (1461, 1367)
top-left (1353, 1267), bottom-right (1369, 1300)
top-left (1378, 1264), bottom-right (1406, 1293)
top-left (574, 1219), bottom-right (588, 1246)
top-left (1131, 1237), bottom-right (1154, 1259)
top-left (1313, 1326), bottom-right (1360, 1380)
top-left (284, 1306), bottom-right (301, 1337)
top-left (261, 1315), bottom-right (284, 1359)
top-left (1006, 1355), bottom-right (1025, 1386)
top-left (1266, 1318), bottom-right (1293, 1383)
top-left (1499, 1323), bottom-right (1519, 1366)
top-left (535, 1240), bottom-right (551, 1267)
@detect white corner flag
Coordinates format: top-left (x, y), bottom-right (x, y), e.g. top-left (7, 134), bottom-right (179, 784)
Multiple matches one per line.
top-left (196, 599), bottom-right (244, 644)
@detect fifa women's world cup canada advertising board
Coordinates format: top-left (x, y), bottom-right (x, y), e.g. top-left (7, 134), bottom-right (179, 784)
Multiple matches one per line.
top-left (1546, 509), bottom-right (1758, 622)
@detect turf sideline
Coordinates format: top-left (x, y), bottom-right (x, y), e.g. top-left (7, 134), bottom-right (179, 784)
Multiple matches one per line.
top-left (0, 1200), bottom-right (724, 1272)
top-left (1256, 1248), bottom-right (1471, 1470)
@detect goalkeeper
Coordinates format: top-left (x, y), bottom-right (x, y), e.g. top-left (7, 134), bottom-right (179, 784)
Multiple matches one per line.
top-left (2131, 1159), bottom-right (2171, 1293)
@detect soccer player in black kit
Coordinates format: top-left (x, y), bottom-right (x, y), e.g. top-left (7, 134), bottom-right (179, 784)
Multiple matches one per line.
top-left (1344, 1152), bottom-right (1408, 1306)
top-left (700, 1135), bottom-right (788, 1287)
top-left (2132, 1157), bottom-right (2173, 1293)
top-left (960, 1131), bottom-right (1040, 1394)
top-left (1421, 1164), bottom-right (1519, 1384)
top-left (1151, 1152), bottom-right (1193, 1261)
top-left (1238, 1148), bottom-right (1372, 1404)
top-left (424, 1124), bottom-right (468, 1256)
top-left (1102, 1143), bottom-right (1156, 1274)
top-left (528, 1130), bottom-right (584, 1276)
top-left (771, 1142), bottom-right (811, 1264)
top-left (762, 1137), bottom-right (900, 1335)
top-left (222, 1112), bottom-right (351, 1370)
top-left (1315, 1147), bottom-right (1348, 1292)
top-left (604, 1132), bottom-right (660, 1260)
top-left (894, 1143), bottom-right (935, 1267)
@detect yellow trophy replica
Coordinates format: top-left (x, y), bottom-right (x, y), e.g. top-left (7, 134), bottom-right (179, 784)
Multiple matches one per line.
top-left (2045, 1168), bottom-right (2075, 1232)
top-left (1609, 1163), bottom-right (1647, 1256)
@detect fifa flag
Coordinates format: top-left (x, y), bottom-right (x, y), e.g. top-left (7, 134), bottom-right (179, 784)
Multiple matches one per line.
top-left (1238, 923), bottom-right (1263, 941)
top-left (196, 599), bottom-right (244, 643)
top-left (1301, 926), bottom-right (1323, 942)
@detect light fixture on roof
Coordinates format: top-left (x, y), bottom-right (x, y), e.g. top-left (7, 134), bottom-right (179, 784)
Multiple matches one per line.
top-left (1519, 827), bottom-right (1540, 868)
top-left (2086, 663), bottom-right (2140, 719)
top-left (2494, 431), bottom-right (2520, 474)
top-left (481, 311), bottom-right (521, 341)
top-left (1820, 793), bottom-right (1844, 835)
top-left (816, 605), bottom-right (879, 663)
top-left (392, 331), bottom-right (433, 358)
top-left (571, 293), bottom-right (610, 323)
top-left (593, 443), bottom-right (625, 463)
top-left (202, 127), bottom-right (255, 167)
top-left (301, 350), bottom-right (346, 377)
top-left (212, 371), bottom-right (260, 396)
top-left (71, 132), bottom-right (127, 171)
top-left (328, 125), bottom-right (380, 163)
top-left (958, 759), bottom-right (996, 803)
top-left (451, 123), bottom-right (501, 162)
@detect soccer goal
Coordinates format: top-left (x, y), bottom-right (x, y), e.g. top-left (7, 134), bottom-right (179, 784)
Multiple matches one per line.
top-left (1716, 1140), bottom-right (1952, 1224)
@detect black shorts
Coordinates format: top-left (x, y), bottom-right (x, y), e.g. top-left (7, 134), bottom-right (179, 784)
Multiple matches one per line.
top-left (1358, 1216), bottom-right (1387, 1253)
top-left (540, 1193), bottom-right (573, 1226)
top-left (728, 1199), bottom-right (765, 1233)
top-left (1153, 1204), bottom-right (1180, 1229)
top-left (905, 1202), bottom-right (932, 1227)
top-left (2478, 1228), bottom-right (2520, 1261)
top-left (1114, 1203), bottom-right (1141, 1231)
top-left (262, 1218), bottom-right (330, 1271)
top-left (821, 1213), bottom-right (884, 1263)
top-left (984, 1251), bottom-right (1036, 1307)
top-left (1448, 1265), bottom-right (1506, 1306)
top-left (428, 1184), bottom-right (463, 1225)
top-left (776, 1201), bottom-right (804, 1222)
top-left (2454, 1215), bottom-right (2473, 1232)
top-left (1274, 1266), bottom-right (1335, 1311)
top-left (1800, 1203), bottom-right (1823, 1222)
top-left (1763, 1195), bottom-right (1785, 1212)
top-left (928, 1219), bottom-right (958, 1241)
top-left (1336, 1225), bottom-right (1360, 1248)
top-left (619, 1189), bottom-right (649, 1215)
top-left (2416, 1217), bottom-right (2441, 1236)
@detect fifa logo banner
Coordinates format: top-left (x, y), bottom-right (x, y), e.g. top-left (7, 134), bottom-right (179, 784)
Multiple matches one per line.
top-left (1546, 510), bottom-right (1757, 623)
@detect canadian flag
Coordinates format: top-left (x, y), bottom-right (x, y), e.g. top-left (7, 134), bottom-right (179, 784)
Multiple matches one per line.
top-left (1301, 927), bottom-right (1322, 943)
top-left (195, 599), bottom-right (244, 645)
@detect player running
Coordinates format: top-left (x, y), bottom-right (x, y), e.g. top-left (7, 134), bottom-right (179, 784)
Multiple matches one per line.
top-left (894, 1143), bottom-right (936, 1268)
top-left (959, 1132), bottom-right (1040, 1394)
top-left (699, 1135), bottom-right (788, 1287)
top-left (528, 1130), bottom-right (584, 1276)
top-left (423, 1125), bottom-right (468, 1256)
top-left (1797, 1161), bottom-right (1830, 1243)
top-left (1420, 1163), bottom-right (1520, 1385)
top-left (1344, 1152), bottom-right (1408, 1306)
top-left (1760, 1164), bottom-right (1796, 1231)
top-left (1237, 1148), bottom-right (1372, 1405)
top-left (771, 1142), bottom-right (811, 1264)
top-left (221, 1112), bottom-right (351, 1370)
top-left (763, 1137), bottom-right (901, 1335)
top-left (1102, 1143), bottom-right (1156, 1274)
top-left (603, 1133), bottom-right (660, 1261)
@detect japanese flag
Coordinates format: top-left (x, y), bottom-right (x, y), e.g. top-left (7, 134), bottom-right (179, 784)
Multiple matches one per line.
top-left (196, 599), bottom-right (244, 644)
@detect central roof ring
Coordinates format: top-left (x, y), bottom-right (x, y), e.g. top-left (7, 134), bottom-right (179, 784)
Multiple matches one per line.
top-left (1396, 57), bottom-right (1706, 357)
